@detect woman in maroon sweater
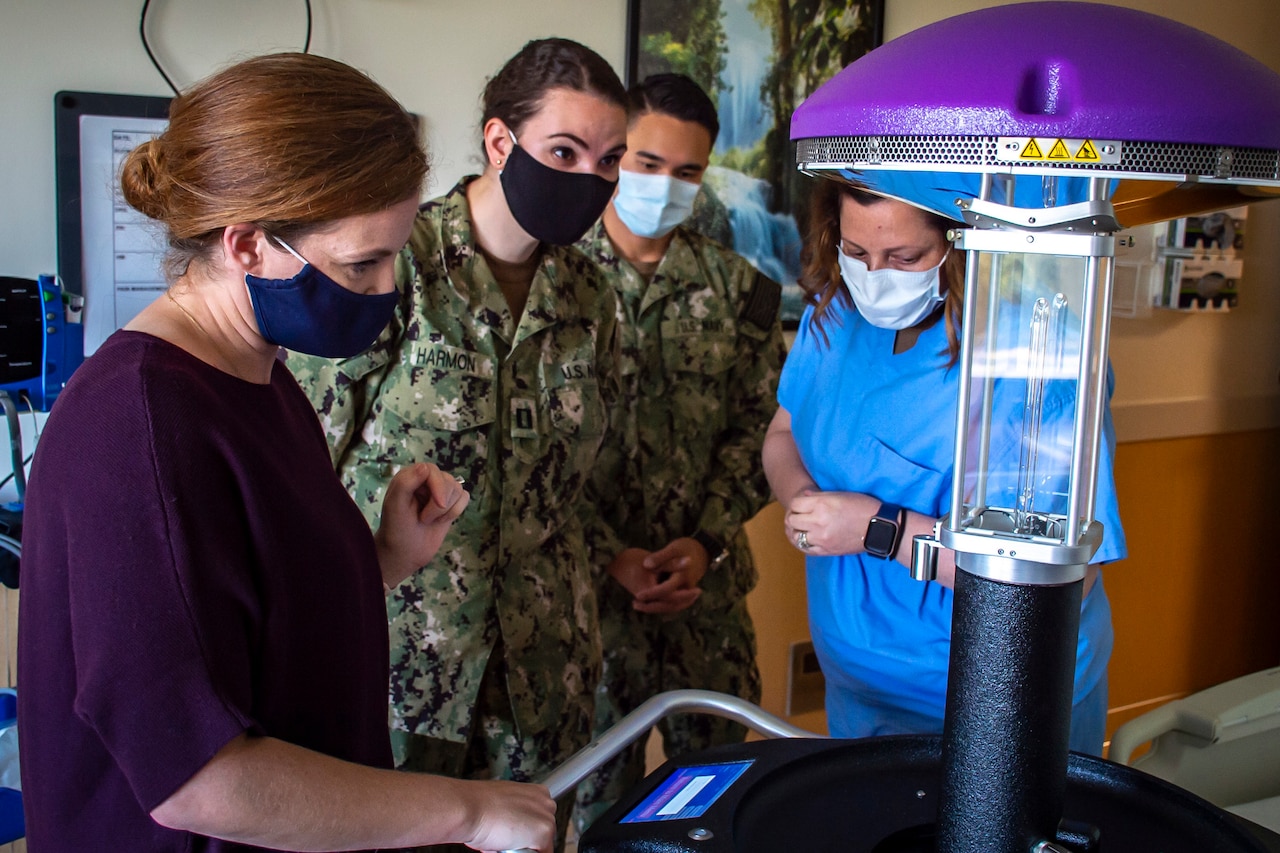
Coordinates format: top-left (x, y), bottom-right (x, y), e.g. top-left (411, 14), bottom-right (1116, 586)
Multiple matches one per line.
top-left (17, 53), bottom-right (554, 853)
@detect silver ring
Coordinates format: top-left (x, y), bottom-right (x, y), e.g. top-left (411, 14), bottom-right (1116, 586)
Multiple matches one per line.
top-left (796, 530), bottom-right (810, 551)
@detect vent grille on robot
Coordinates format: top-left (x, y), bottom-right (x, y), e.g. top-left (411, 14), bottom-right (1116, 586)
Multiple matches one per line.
top-left (795, 136), bottom-right (1280, 182)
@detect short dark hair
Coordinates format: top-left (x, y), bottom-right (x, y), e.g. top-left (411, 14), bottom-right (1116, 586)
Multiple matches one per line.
top-left (481, 38), bottom-right (627, 152)
top-left (628, 73), bottom-right (719, 145)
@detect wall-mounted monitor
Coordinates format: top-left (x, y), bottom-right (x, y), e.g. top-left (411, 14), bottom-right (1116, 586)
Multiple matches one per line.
top-left (55, 91), bottom-right (170, 356)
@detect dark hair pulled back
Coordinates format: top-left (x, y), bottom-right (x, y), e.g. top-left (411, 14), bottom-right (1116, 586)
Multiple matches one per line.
top-left (480, 37), bottom-right (626, 153)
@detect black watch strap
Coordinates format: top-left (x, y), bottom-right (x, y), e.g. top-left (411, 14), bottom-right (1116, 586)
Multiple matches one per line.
top-left (692, 529), bottom-right (727, 566)
top-left (864, 501), bottom-right (905, 559)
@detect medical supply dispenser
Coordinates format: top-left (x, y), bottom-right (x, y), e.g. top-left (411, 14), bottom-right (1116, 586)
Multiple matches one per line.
top-left (1155, 207), bottom-right (1248, 310)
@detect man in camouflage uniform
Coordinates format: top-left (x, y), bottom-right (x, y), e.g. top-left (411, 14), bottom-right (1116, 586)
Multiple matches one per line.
top-left (573, 74), bottom-right (787, 831)
top-left (288, 177), bottom-right (624, 846)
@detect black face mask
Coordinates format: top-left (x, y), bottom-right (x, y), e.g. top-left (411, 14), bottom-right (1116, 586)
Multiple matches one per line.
top-left (499, 142), bottom-right (617, 246)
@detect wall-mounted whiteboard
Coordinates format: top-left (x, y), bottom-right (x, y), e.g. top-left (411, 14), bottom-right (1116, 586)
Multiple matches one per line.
top-left (55, 91), bottom-right (170, 355)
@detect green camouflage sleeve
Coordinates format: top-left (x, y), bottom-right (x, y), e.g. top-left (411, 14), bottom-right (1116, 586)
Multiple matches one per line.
top-left (577, 277), bottom-right (632, 575)
top-left (695, 263), bottom-right (787, 548)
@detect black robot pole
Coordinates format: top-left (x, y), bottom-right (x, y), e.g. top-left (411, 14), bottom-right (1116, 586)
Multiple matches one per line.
top-left (936, 564), bottom-right (1084, 853)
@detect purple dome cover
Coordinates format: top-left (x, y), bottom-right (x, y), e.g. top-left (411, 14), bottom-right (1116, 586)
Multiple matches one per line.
top-left (791, 2), bottom-right (1280, 150)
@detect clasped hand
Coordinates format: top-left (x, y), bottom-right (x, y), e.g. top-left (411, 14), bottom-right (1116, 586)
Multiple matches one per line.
top-left (606, 538), bottom-right (707, 615)
top-left (784, 489), bottom-right (880, 556)
top-left (375, 463), bottom-right (470, 588)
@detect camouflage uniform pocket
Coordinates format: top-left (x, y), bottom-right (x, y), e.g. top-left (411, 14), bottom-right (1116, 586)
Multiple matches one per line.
top-left (508, 379), bottom-right (605, 469)
top-left (662, 333), bottom-right (736, 435)
top-left (546, 381), bottom-right (605, 437)
top-left (375, 371), bottom-right (497, 489)
top-left (662, 331), bottom-right (737, 375)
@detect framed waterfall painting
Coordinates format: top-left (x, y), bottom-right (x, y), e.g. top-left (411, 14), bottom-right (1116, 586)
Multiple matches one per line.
top-left (626, 0), bottom-right (885, 327)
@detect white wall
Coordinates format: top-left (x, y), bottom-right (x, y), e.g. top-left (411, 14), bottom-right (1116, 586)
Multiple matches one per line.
top-left (1, 0), bottom-right (628, 280)
top-left (884, 0), bottom-right (1280, 441)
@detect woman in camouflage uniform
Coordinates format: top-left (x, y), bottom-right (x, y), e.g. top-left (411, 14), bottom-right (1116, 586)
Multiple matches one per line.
top-left (289, 38), bottom-right (628, 849)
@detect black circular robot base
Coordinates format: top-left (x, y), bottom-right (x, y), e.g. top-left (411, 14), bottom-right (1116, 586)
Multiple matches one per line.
top-left (579, 736), bottom-right (1280, 853)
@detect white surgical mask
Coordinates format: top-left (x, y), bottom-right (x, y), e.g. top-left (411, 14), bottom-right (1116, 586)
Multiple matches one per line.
top-left (838, 248), bottom-right (949, 330)
top-left (612, 169), bottom-right (701, 239)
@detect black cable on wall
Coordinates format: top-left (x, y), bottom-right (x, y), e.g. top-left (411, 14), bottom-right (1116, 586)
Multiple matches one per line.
top-left (140, 0), bottom-right (313, 96)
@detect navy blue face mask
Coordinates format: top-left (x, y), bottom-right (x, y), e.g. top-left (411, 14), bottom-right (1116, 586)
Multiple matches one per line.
top-left (245, 236), bottom-right (399, 359)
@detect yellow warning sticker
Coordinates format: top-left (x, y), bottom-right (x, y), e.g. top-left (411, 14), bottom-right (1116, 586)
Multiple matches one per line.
top-left (997, 137), bottom-right (1120, 165)
top-left (1074, 139), bottom-right (1100, 162)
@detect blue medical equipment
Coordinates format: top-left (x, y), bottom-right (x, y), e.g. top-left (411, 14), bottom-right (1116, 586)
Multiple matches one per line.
top-left (0, 275), bottom-right (83, 413)
top-left (0, 689), bottom-right (20, 844)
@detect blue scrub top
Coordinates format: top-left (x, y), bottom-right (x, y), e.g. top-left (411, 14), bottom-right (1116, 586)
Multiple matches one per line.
top-left (778, 300), bottom-right (1127, 733)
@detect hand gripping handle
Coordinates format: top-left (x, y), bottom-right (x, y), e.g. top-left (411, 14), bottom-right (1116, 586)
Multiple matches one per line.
top-left (500, 689), bottom-right (821, 853)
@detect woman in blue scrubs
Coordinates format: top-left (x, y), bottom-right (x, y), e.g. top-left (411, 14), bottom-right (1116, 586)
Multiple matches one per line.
top-left (762, 180), bottom-right (1126, 754)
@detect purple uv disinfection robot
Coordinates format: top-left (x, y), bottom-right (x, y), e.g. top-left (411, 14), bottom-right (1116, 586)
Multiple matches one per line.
top-left (562, 6), bottom-right (1280, 852)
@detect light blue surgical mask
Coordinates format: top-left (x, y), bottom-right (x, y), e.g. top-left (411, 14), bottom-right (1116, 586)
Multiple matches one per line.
top-left (245, 237), bottom-right (399, 358)
top-left (612, 169), bottom-right (701, 239)
top-left (838, 248), bottom-right (950, 330)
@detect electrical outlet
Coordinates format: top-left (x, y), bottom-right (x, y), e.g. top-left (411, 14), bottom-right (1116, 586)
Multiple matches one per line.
top-left (786, 640), bottom-right (826, 717)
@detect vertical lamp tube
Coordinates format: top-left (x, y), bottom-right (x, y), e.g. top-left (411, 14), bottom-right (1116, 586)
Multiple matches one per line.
top-left (973, 250), bottom-right (1004, 520)
top-left (1065, 254), bottom-right (1101, 548)
top-left (1085, 259), bottom-right (1116, 525)
top-left (948, 241), bottom-right (985, 531)
top-left (971, 174), bottom-right (1000, 520)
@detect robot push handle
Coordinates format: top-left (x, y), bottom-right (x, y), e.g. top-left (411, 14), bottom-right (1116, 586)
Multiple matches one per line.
top-left (500, 689), bottom-right (821, 853)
